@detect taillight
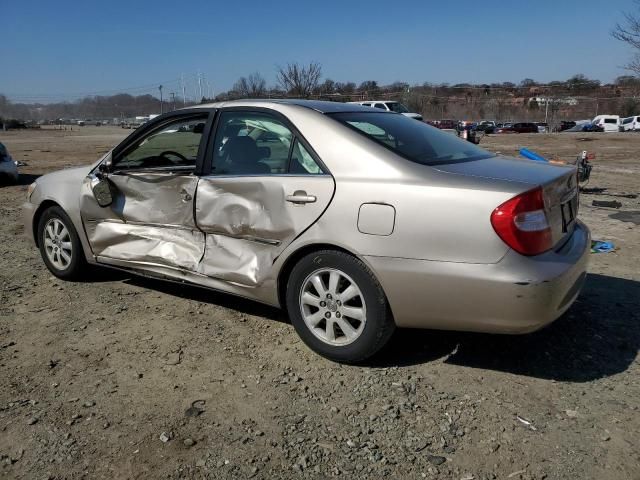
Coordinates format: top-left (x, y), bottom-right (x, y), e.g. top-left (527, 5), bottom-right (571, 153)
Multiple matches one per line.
top-left (490, 187), bottom-right (552, 256)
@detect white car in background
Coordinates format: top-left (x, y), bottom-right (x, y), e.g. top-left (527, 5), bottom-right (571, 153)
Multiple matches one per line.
top-left (348, 101), bottom-right (423, 120)
top-left (0, 142), bottom-right (19, 183)
top-left (620, 115), bottom-right (640, 131)
top-left (592, 115), bottom-right (620, 132)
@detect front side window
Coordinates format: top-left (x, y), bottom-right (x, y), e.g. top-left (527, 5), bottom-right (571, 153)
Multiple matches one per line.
top-left (116, 116), bottom-right (207, 170)
top-left (211, 111), bottom-right (324, 175)
top-left (330, 111), bottom-right (493, 166)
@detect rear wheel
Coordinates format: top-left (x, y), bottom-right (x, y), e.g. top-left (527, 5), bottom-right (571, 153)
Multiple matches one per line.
top-left (286, 250), bottom-right (395, 363)
top-left (37, 206), bottom-right (87, 280)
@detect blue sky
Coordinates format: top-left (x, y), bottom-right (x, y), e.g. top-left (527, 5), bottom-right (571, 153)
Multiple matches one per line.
top-left (2, 0), bottom-right (637, 102)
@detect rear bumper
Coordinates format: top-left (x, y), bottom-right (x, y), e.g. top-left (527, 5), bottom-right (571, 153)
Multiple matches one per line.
top-left (365, 221), bottom-right (591, 333)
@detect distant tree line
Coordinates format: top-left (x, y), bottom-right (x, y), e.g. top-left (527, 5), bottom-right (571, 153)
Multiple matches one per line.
top-left (2, 62), bottom-right (640, 125)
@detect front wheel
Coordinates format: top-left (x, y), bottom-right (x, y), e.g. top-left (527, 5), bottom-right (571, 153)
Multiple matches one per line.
top-left (37, 206), bottom-right (87, 280)
top-left (286, 250), bottom-right (395, 363)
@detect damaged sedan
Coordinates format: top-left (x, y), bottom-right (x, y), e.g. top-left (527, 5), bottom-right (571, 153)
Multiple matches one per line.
top-left (23, 100), bottom-right (590, 363)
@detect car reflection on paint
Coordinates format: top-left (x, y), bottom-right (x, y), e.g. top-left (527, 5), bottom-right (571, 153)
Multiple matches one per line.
top-left (23, 100), bottom-right (590, 363)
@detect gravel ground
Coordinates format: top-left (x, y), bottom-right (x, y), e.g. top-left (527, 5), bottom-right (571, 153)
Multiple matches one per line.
top-left (0, 127), bottom-right (638, 480)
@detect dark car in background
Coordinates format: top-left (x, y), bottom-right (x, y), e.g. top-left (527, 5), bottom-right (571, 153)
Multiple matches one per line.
top-left (559, 121), bottom-right (576, 132)
top-left (495, 122), bottom-right (538, 134)
top-left (581, 123), bottom-right (604, 132)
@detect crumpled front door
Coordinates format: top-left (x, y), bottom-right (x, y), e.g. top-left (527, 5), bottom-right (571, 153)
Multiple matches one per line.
top-left (80, 171), bottom-right (204, 271)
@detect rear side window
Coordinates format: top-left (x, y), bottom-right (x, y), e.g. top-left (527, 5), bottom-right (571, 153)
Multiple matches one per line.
top-left (374, 103), bottom-right (387, 109)
top-left (330, 111), bottom-right (493, 166)
top-left (211, 111), bottom-right (324, 175)
top-left (290, 139), bottom-right (322, 174)
top-left (604, 118), bottom-right (617, 124)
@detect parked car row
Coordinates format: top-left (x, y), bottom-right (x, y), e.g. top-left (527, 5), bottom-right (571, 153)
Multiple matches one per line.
top-left (427, 114), bottom-right (639, 135)
top-left (560, 115), bottom-right (640, 133)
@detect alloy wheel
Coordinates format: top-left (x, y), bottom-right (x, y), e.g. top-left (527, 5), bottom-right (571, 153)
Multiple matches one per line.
top-left (299, 268), bottom-right (367, 346)
top-left (43, 218), bottom-right (73, 271)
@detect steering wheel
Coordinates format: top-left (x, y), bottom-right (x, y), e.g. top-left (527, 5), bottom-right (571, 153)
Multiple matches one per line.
top-left (159, 150), bottom-right (188, 163)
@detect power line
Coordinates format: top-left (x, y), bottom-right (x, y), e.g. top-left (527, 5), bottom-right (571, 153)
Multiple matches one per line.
top-left (3, 78), bottom-right (183, 101)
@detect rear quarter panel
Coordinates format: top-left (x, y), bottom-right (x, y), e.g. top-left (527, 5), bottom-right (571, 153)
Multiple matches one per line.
top-left (286, 169), bottom-right (519, 264)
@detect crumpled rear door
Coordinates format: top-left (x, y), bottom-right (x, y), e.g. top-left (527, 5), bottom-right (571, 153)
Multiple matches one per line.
top-left (194, 175), bottom-right (334, 286)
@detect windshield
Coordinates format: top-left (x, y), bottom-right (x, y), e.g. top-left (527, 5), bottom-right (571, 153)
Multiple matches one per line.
top-left (330, 111), bottom-right (494, 165)
top-left (386, 102), bottom-right (409, 113)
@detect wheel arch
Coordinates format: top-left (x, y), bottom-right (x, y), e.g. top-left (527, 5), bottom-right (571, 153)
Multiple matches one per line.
top-left (32, 200), bottom-right (62, 248)
top-left (277, 243), bottom-right (374, 310)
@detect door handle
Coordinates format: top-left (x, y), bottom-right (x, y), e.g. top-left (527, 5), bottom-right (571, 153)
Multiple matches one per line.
top-left (286, 191), bottom-right (317, 204)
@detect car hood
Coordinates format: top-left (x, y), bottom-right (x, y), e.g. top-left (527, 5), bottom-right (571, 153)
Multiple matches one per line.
top-left (432, 154), bottom-right (574, 186)
top-left (37, 165), bottom-right (93, 190)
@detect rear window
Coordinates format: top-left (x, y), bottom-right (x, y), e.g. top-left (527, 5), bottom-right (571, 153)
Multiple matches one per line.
top-left (329, 111), bottom-right (493, 166)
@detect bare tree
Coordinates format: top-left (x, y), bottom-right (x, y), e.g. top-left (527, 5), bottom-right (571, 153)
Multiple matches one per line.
top-left (612, 0), bottom-right (640, 74)
top-left (276, 62), bottom-right (322, 97)
top-left (233, 72), bottom-right (267, 98)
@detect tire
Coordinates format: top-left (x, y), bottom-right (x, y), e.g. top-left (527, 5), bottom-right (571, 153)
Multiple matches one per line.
top-left (286, 250), bottom-right (395, 363)
top-left (37, 206), bottom-right (88, 280)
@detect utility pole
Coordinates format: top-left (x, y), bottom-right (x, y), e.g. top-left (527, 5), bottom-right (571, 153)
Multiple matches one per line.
top-left (181, 73), bottom-right (186, 106)
top-left (170, 92), bottom-right (176, 111)
top-left (544, 96), bottom-right (549, 125)
top-left (159, 85), bottom-right (163, 114)
top-left (197, 71), bottom-right (203, 102)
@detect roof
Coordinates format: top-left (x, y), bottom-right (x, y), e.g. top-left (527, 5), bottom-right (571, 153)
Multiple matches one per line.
top-left (194, 98), bottom-right (377, 114)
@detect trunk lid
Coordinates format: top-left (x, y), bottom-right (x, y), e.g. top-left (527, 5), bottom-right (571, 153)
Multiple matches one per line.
top-left (434, 155), bottom-right (579, 249)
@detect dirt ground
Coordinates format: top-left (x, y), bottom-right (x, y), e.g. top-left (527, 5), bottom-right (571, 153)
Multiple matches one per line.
top-left (0, 126), bottom-right (638, 480)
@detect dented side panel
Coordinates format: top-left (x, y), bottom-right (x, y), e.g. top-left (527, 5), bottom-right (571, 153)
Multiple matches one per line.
top-left (80, 172), bottom-right (204, 270)
top-left (108, 172), bottom-right (199, 228)
top-left (87, 221), bottom-right (204, 270)
top-left (195, 175), bottom-right (335, 286)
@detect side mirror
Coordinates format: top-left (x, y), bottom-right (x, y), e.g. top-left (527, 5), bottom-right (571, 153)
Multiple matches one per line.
top-left (90, 176), bottom-right (113, 207)
top-left (98, 156), bottom-right (112, 176)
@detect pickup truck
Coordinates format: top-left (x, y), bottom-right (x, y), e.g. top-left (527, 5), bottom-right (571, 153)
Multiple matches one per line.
top-left (347, 101), bottom-right (423, 120)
